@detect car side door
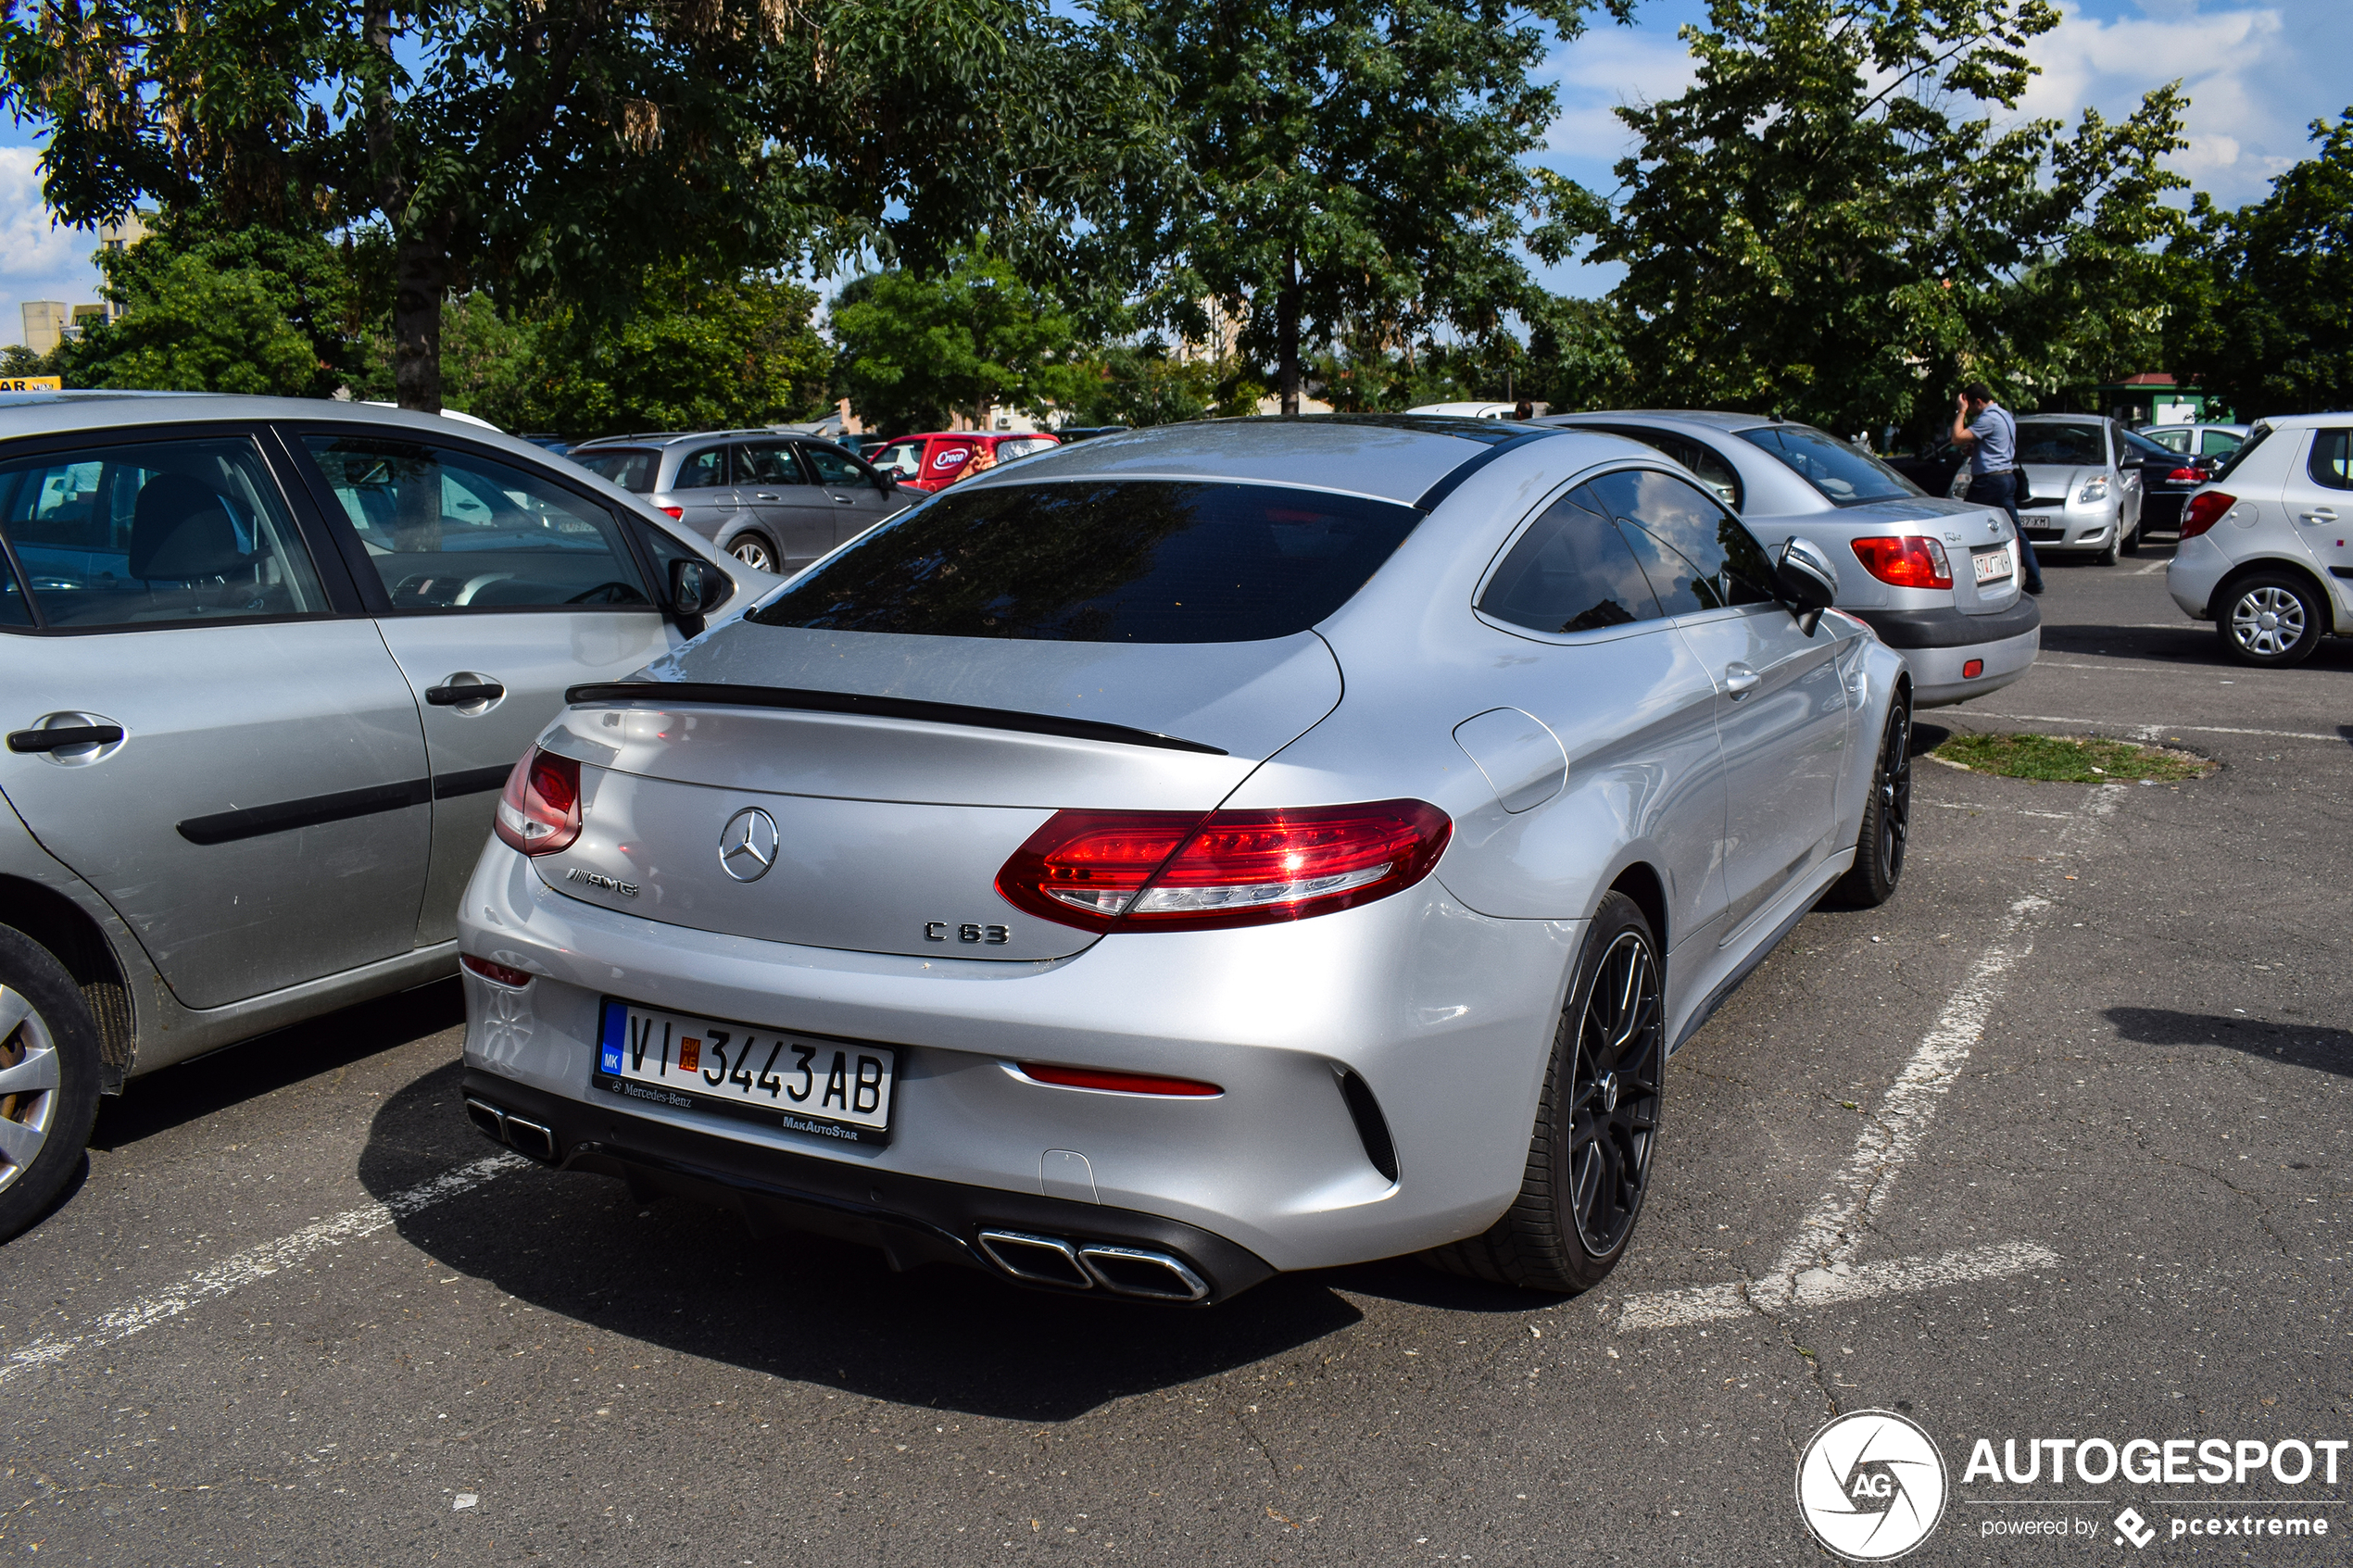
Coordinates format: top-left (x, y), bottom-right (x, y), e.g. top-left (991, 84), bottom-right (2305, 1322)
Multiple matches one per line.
top-left (289, 426), bottom-right (677, 947)
top-left (2286, 426), bottom-right (2353, 620)
top-left (732, 440), bottom-right (835, 570)
top-left (0, 428), bottom-right (433, 1008)
top-left (1590, 467), bottom-right (1852, 935)
top-left (797, 441), bottom-right (905, 548)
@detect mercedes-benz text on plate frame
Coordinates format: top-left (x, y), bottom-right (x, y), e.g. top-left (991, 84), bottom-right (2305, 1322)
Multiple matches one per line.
top-left (596, 998), bottom-right (897, 1146)
top-left (718, 807), bottom-right (779, 882)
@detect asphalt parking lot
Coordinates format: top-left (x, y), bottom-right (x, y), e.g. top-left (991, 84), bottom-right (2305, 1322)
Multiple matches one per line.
top-left (2, 538), bottom-right (2346, 1565)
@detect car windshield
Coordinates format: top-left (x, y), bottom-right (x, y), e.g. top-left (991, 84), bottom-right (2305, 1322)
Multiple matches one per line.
top-left (569, 449), bottom-right (657, 492)
top-left (1736, 425), bottom-right (1919, 506)
top-left (2121, 430), bottom-right (2176, 463)
top-left (871, 441), bottom-right (925, 481)
top-left (2208, 425), bottom-right (2271, 483)
top-left (749, 479), bottom-right (1424, 643)
top-left (2017, 422), bottom-right (2107, 467)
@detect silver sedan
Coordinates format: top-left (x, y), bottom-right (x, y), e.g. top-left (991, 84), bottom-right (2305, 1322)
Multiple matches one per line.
top-left (456, 418), bottom-right (1912, 1302)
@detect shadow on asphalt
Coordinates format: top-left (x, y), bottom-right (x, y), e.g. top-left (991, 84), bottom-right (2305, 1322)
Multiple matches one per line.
top-left (2104, 1007), bottom-right (2353, 1080)
top-left (360, 1059), bottom-right (1366, 1421)
top-left (89, 979), bottom-right (465, 1152)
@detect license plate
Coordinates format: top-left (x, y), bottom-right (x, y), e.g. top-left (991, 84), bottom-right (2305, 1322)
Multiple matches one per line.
top-left (1971, 547), bottom-right (2012, 585)
top-left (594, 997), bottom-right (897, 1145)
top-left (2023, 513), bottom-right (2053, 527)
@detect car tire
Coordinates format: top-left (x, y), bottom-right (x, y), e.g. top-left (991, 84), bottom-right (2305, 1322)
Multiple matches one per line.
top-left (0, 925), bottom-right (102, 1244)
top-left (2216, 571), bottom-right (2326, 668)
top-left (1422, 891), bottom-right (1664, 1295)
top-left (727, 533), bottom-right (778, 572)
top-left (2121, 509), bottom-right (2141, 556)
top-left (1827, 693), bottom-right (1911, 908)
top-left (2095, 521), bottom-right (2120, 566)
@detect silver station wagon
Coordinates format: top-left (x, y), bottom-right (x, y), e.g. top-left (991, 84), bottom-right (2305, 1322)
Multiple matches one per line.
top-left (456, 417), bottom-right (1912, 1304)
top-left (0, 394), bottom-right (770, 1238)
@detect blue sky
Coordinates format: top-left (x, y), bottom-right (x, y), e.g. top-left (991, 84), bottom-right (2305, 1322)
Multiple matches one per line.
top-left (2, 0), bottom-right (2346, 341)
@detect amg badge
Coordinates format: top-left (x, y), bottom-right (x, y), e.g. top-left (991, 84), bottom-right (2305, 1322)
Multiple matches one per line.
top-left (566, 867), bottom-right (639, 897)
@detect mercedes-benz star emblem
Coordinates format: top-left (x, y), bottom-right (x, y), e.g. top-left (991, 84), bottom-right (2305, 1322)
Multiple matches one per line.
top-left (718, 807), bottom-right (780, 883)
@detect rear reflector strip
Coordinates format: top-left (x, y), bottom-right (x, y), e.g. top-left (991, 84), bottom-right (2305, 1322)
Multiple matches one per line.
top-left (461, 953), bottom-right (535, 988)
top-left (1017, 1062), bottom-right (1223, 1097)
top-left (1962, 659), bottom-right (1984, 679)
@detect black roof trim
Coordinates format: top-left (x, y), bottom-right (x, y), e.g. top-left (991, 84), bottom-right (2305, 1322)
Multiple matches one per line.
top-left (563, 682), bottom-right (1229, 756)
top-left (1411, 428), bottom-right (1568, 512)
top-left (1245, 413), bottom-right (1551, 446)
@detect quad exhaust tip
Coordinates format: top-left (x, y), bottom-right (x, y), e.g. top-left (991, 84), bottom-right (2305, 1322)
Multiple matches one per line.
top-left (975, 1229), bottom-right (1210, 1302)
top-left (465, 1097), bottom-right (559, 1163)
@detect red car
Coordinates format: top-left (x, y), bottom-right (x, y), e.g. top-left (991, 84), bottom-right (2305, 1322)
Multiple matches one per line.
top-left (868, 432), bottom-right (1061, 493)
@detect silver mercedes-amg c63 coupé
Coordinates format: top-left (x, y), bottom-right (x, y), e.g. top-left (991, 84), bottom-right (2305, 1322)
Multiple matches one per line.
top-left (457, 417), bottom-right (1914, 1304)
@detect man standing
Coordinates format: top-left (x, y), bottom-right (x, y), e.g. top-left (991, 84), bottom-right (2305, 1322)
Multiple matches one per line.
top-left (1951, 383), bottom-right (2044, 596)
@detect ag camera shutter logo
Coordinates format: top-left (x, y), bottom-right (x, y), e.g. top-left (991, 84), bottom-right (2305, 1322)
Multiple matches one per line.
top-left (1796, 1409), bottom-right (1950, 1561)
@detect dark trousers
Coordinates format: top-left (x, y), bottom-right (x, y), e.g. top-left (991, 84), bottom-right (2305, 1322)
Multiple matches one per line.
top-left (1966, 470), bottom-right (2044, 593)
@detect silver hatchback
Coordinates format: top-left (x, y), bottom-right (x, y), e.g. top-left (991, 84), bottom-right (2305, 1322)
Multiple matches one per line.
top-left (1537, 412), bottom-right (2040, 707)
top-left (0, 393), bottom-right (773, 1238)
top-left (567, 431), bottom-right (912, 575)
top-left (455, 417), bottom-right (1912, 1304)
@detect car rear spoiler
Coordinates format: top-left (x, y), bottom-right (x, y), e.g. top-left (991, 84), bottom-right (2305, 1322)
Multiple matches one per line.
top-left (562, 682), bottom-right (1228, 756)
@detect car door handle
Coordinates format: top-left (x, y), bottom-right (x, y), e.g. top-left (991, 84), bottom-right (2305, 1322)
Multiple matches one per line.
top-left (833, 495), bottom-right (857, 504)
top-left (753, 492), bottom-right (779, 500)
top-left (2299, 508), bottom-right (2336, 523)
top-left (7, 723), bottom-right (125, 753)
top-left (1724, 662), bottom-right (1760, 699)
top-left (425, 681), bottom-right (506, 707)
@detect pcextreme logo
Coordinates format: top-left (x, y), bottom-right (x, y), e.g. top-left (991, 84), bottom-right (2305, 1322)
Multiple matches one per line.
top-left (1797, 1410), bottom-right (1951, 1562)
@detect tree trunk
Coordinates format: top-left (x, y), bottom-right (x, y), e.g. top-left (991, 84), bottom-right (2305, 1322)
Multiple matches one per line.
top-left (1277, 249), bottom-right (1301, 416)
top-left (392, 235), bottom-right (447, 414)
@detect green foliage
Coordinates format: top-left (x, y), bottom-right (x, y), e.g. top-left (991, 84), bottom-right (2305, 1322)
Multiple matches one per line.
top-left (1063, 344), bottom-right (1229, 426)
top-left (59, 251), bottom-right (320, 395)
top-left (1121, 0), bottom-right (1621, 410)
top-left (1550, 0), bottom-right (2190, 438)
top-left (2164, 109), bottom-right (2353, 419)
top-left (832, 249), bottom-right (1088, 433)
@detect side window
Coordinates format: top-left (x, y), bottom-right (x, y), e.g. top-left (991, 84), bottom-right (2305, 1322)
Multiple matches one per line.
top-left (2149, 429), bottom-right (2190, 453)
top-left (2309, 430), bottom-right (2353, 492)
top-left (2201, 430), bottom-right (2244, 458)
top-left (0, 542), bottom-right (31, 626)
top-left (1586, 468), bottom-right (1776, 613)
top-left (871, 441), bottom-right (924, 481)
top-left (799, 444), bottom-right (872, 487)
top-left (1478, 489), bottom-right (1663, 635)
top-left (1597, 427), bottom-right (1743, 509)
top-left (674, 446), bottom-right (729, 490)
top-left (734, 442), bottom-right (806, 485)
top-left (0, 436), bottom-right (330, 630)
top-left (303, 434), bottom-right (653, 611)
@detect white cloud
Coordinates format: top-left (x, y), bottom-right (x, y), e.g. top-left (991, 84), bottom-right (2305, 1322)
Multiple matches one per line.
top-left (1544, 30), bottom-right (1701, 157)
top-left (0, 146), bottom-right (107, 345)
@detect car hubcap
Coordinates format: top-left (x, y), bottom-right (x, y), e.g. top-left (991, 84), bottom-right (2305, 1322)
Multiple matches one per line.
top-left (1879, 704), bottom-right (1912, 883)
top-left (2232, 587), bottom-right (2305, 656)
top-left (730, 539), bottom-right (774, 571)
top-left (1567, 931), bottom-right (1661, 1258)
top-left (0, 985), bottom-right (60, 1195)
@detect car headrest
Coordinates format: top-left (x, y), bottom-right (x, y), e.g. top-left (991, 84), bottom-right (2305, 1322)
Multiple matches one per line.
top-left (129, 474), bottom-right (247, 581)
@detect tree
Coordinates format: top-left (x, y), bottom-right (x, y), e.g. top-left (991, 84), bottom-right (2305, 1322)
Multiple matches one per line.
top-left (2165, 108), bottom-right (2353, 419)
top-left (1119, 0), bottom-right (1622, 414)
top-left (832, 248), bottom-right (1088, 433)
top-left (3, 0), bottom-right (1160, 410)
top-left (1547, 0), bottom-right (2190, 436)
top-left (58, 253), bottom-right (321, 395)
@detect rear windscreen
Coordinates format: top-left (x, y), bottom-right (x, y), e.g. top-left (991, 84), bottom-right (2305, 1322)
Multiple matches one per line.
top-left (569, 449), bottom-right (657, 492)
top-left (749, 480), bottom-right (1425, 643)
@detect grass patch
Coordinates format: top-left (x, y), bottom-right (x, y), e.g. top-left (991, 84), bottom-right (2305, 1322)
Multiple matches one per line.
top-left (1931, 732), bottom-right (2217, 784)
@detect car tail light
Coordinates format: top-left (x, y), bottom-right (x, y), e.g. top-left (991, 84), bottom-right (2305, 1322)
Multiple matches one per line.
top-left (2180, 492), bottom-right (2235, 539)
top-left (996, 800), bottom-right (1452, 934)
top-left (2165, 466), bottom-right (2204, 484)
top-left (1962, 659), bottom-right (1984, 679)
top-left (658, 505), bottom-right (685, 519)
top-left (461, 953), bottom-right (535, 987)
top-left (1017, 1062), bottom-right (1222, 1097)
top-left (1849, 535), bottom-right (1953, 589)
top-left (494, 746), bottom-right (582, 856)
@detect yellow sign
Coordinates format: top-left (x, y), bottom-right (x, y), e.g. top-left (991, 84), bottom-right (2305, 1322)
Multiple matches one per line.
top-left (0, 376), bottom-right (62, 392)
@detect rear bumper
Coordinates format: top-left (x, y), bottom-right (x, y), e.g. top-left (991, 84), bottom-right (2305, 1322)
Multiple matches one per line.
top-left (1853, 595), bottom-right (2040, 650)
top-left (2168, 533), bottom-right (2232, 619)
top-left (460, 1070), bottom-right (1275, 1302)
top-left (1899, 625), bottom-right (2040, 709)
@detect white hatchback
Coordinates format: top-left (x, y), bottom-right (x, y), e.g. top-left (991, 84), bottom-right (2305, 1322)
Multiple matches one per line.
top-left (2166, 411), bottom-right (2353, 667)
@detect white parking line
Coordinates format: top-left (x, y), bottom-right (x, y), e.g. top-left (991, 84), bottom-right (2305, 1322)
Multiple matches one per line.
top-left (1614, 786), bottom-right (2122, 1333)
top-left (1970, 713), bottom-right (2342, 743)
top-left (0, 1151), bottom-right (531, 1385)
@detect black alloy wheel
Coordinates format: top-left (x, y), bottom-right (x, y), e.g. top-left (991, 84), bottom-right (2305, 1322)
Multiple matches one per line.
top-left (1422, 892), bottom-right (1665, 1294)
top-left (1830, 695), bottom-right (1911, 907)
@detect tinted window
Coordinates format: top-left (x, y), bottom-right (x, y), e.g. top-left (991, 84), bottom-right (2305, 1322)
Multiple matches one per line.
top-left (1738, 425), bottom-right (1919, 505)
top-left (674, 446), bottom-right (729, 489)
top-left (2309, 430), bottom-right (2353, 492)
top-left (751, 480), bottom-right (1424, 643)
top-left (304, 434), bottom-right (652, 610)
top-left (0, 437), bottom-right (329, 629)
top-left (1591, 427), bottom-right (1743, 508)
top-left (1478, 489), bottom-right (1662, 634)
top-left (2015, 422), bottom-right (2108, 467)
top-left (2200, 429), bottom-right (2245, 457)
top-left (570, 448), bottom-right (657, 492)
top-left (1586, 468), bottom-right (1775, 613)
top-left (799, 444), bottom-right (872, 487)
top-left (734, 441), bottom-right (805, 485)
top-left (0, 541), bottom-right (32, 626)
top-left (2121, 430), bottom-right (2175, 464)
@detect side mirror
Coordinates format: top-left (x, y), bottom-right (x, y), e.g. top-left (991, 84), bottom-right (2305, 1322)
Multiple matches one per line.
top-left (669, 556), bottom-right (728, 616)
top-left (1773, 536), bottom-right (1839, 636)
